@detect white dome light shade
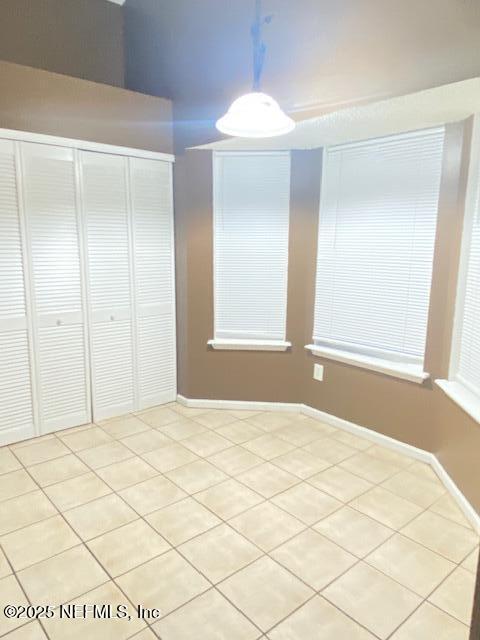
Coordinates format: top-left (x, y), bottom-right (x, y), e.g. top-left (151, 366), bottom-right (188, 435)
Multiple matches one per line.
top-left (216, 92), bottom-right (295, 138)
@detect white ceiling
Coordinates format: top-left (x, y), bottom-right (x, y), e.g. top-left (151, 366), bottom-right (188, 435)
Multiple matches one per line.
top-left (106, 0), bottom-right (125, 5)
top-left (195, 78), bottom-right (480, 151)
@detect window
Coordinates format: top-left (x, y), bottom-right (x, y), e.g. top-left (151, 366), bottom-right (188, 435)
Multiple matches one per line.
top-left (307, 128), bottom-right (445, 383)
top-left (438, 117), bottom-right (480, 422)
top-left (209, 152), bottom-right (291, 351)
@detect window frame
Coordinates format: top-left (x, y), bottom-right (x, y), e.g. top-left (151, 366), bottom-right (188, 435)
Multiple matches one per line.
top-left (306, 128), bottom-right (447, 384)
top-left (436, 115), bottom-right (480, 422)
top-left (210, 150), bottom-right (292, 352)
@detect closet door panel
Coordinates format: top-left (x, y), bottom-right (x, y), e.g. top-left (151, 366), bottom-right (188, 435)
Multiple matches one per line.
top-left (37, 325), bottom-right (87, 429)
top-left (130, 158), bottom-right (176, 408)
top-left (91, 319), bottom-right (134, 417)
top-left (137, 312), bottom-right (176, 407)
top-left (81, 151), bottom-right (135, 420)
top-left (21, 143), bottom-right (89, 431)
top-left (0, 140), bottom-right (35, 444)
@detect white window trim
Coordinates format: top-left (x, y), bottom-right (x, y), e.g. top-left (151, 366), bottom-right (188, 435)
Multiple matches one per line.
top-left (435, 379), bottom-right (480, 425)
top-left (305, 344), bottom-right (430, 384)
top-left (437, 113), bottom-right (480, 425)
top-left (208, 339), bottom-right (291, 352)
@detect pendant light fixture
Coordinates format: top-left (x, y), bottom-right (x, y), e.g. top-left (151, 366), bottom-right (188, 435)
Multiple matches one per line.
top-left (216, 0), bottom-right (295, 138)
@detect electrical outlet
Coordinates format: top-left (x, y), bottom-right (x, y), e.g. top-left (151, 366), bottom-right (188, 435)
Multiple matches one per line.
top-left (313, 364), bottom-right (324, 382)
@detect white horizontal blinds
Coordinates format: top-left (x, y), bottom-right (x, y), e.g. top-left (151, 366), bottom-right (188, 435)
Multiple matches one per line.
top-left (130, 158), bottom-right (176, 408)
top-left (21, 142), bottom-right (89, 431)
top-left (0, 140), bottom-right (35, 443)
top-left (455, 145), bottom-right (480, 397)
top-left (81, 151), bottom-right (135, 420)
top-left (314, 128), bottom-right (445, 362)
top-left (214, 152), bottom-right (291, 341)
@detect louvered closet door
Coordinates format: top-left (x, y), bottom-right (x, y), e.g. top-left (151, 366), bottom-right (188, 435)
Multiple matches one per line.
top-left (130, 158), bottom-right (176, 409)
top-left (80, 151), bottom-right (135, 420)
top-left (20, 143), bottom-right (90, 432)
top-left (0, 140), bottom-right (35, 445)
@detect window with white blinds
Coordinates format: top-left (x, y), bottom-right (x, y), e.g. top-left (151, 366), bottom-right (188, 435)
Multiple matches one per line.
top-left (441, 116), bottom-right (480, 422)
top-left (310, 128), bottom-right (445, 381)
top-left (211, 152), bottom-right (291, 349)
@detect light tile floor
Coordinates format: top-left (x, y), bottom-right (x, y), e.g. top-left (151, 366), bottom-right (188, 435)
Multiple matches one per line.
top-left (0, 404), bottom-right (478, 639)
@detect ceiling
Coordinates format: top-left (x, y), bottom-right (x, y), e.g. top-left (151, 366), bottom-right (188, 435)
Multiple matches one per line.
top-left (124, 0), bottom-right (480, 151)
top-left (126, 0), bottom-right (480, 109)
top-left (194, 78), bottom-right (480, 151)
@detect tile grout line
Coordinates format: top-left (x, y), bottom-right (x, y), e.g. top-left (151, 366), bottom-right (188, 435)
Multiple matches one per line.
top-left (88, 428), bottom-right (272, 635)
top-left (97, 452), bottom-right (451, 637)
top-left (83, 462), bottom-right (266, 637)
top-left (4, 407), bottom-right (470, 529)
top-left (96, 413), bottom-right (480, 634)
top-left (217, 451), bottom-right (475, 568)
top-left (3, 427), bottom-right (477, 574)
top-left (1, 405), bottom-right (478, 638)
top-left (3, 415), bottom-right (476, 576)
top-left (383, 544), bottom-right (479, 637)
top-left (48, 415), bottom-right (271, 636)
top-left (1, 451), bottom-right (472, 638)
top-left (53, 412), bottom-right (381, 636)
top-left (142, 413), bottom-right (471, 531)
top-left (0, 539), bottom-right (43, 639)
top-left (383, 562), bottom-right (470, 639)
top-left (3, 446), bottom-right (63, 640)
top-left (5, 444), bottom-right (157, 640)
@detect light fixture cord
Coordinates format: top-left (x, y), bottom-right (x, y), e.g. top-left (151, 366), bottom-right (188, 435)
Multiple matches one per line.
top-left (251, 0), bottom-right (273, 91)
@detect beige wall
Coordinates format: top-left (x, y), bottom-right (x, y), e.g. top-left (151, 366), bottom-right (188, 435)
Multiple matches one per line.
top-left (0, 0), bottom-right (124, 87)
top-left (0, 61), bottom-right (173, 154)
top-left (175, 120), bottom-right (480, 513)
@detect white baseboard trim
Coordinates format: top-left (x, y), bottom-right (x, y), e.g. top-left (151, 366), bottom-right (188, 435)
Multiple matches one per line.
top-left (177, 394), bottom-right (480, 534)
top-left (301, 404), bottom-right (433, 464)
top-left (430, 457), bottom-right (480, 536)
top-left (176, 395), bottom-right (304, 414)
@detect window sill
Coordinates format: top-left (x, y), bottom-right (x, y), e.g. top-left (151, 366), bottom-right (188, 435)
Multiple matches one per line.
top-left (435, 379), bottom-right (480, 425)
top-left (305, 344), bottom-right (430, 384)
top-left (208, 339), bottom-right (291, 352)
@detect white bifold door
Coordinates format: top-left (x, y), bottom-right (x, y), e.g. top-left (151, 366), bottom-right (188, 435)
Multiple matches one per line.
top-left (80, 152), bottom-right (176, 421)
top-left (0, 136), bottom-right (176, 444)
top-left (21, 143), bottom-right (90, 432)
top-left (0, 140), bottom-right (35, 444)
top-left (130, 157), bottom-right (176, 411)
top-left (81, 152), bottom-right (135, 421)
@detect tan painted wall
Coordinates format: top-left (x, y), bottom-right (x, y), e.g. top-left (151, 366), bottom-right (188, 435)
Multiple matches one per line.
top-left (175, 120), bottom-right (480, 513)
top-left (0, 61), bottom-right (173, 154)
top-left (0, 0), bottom-right (124, 87)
